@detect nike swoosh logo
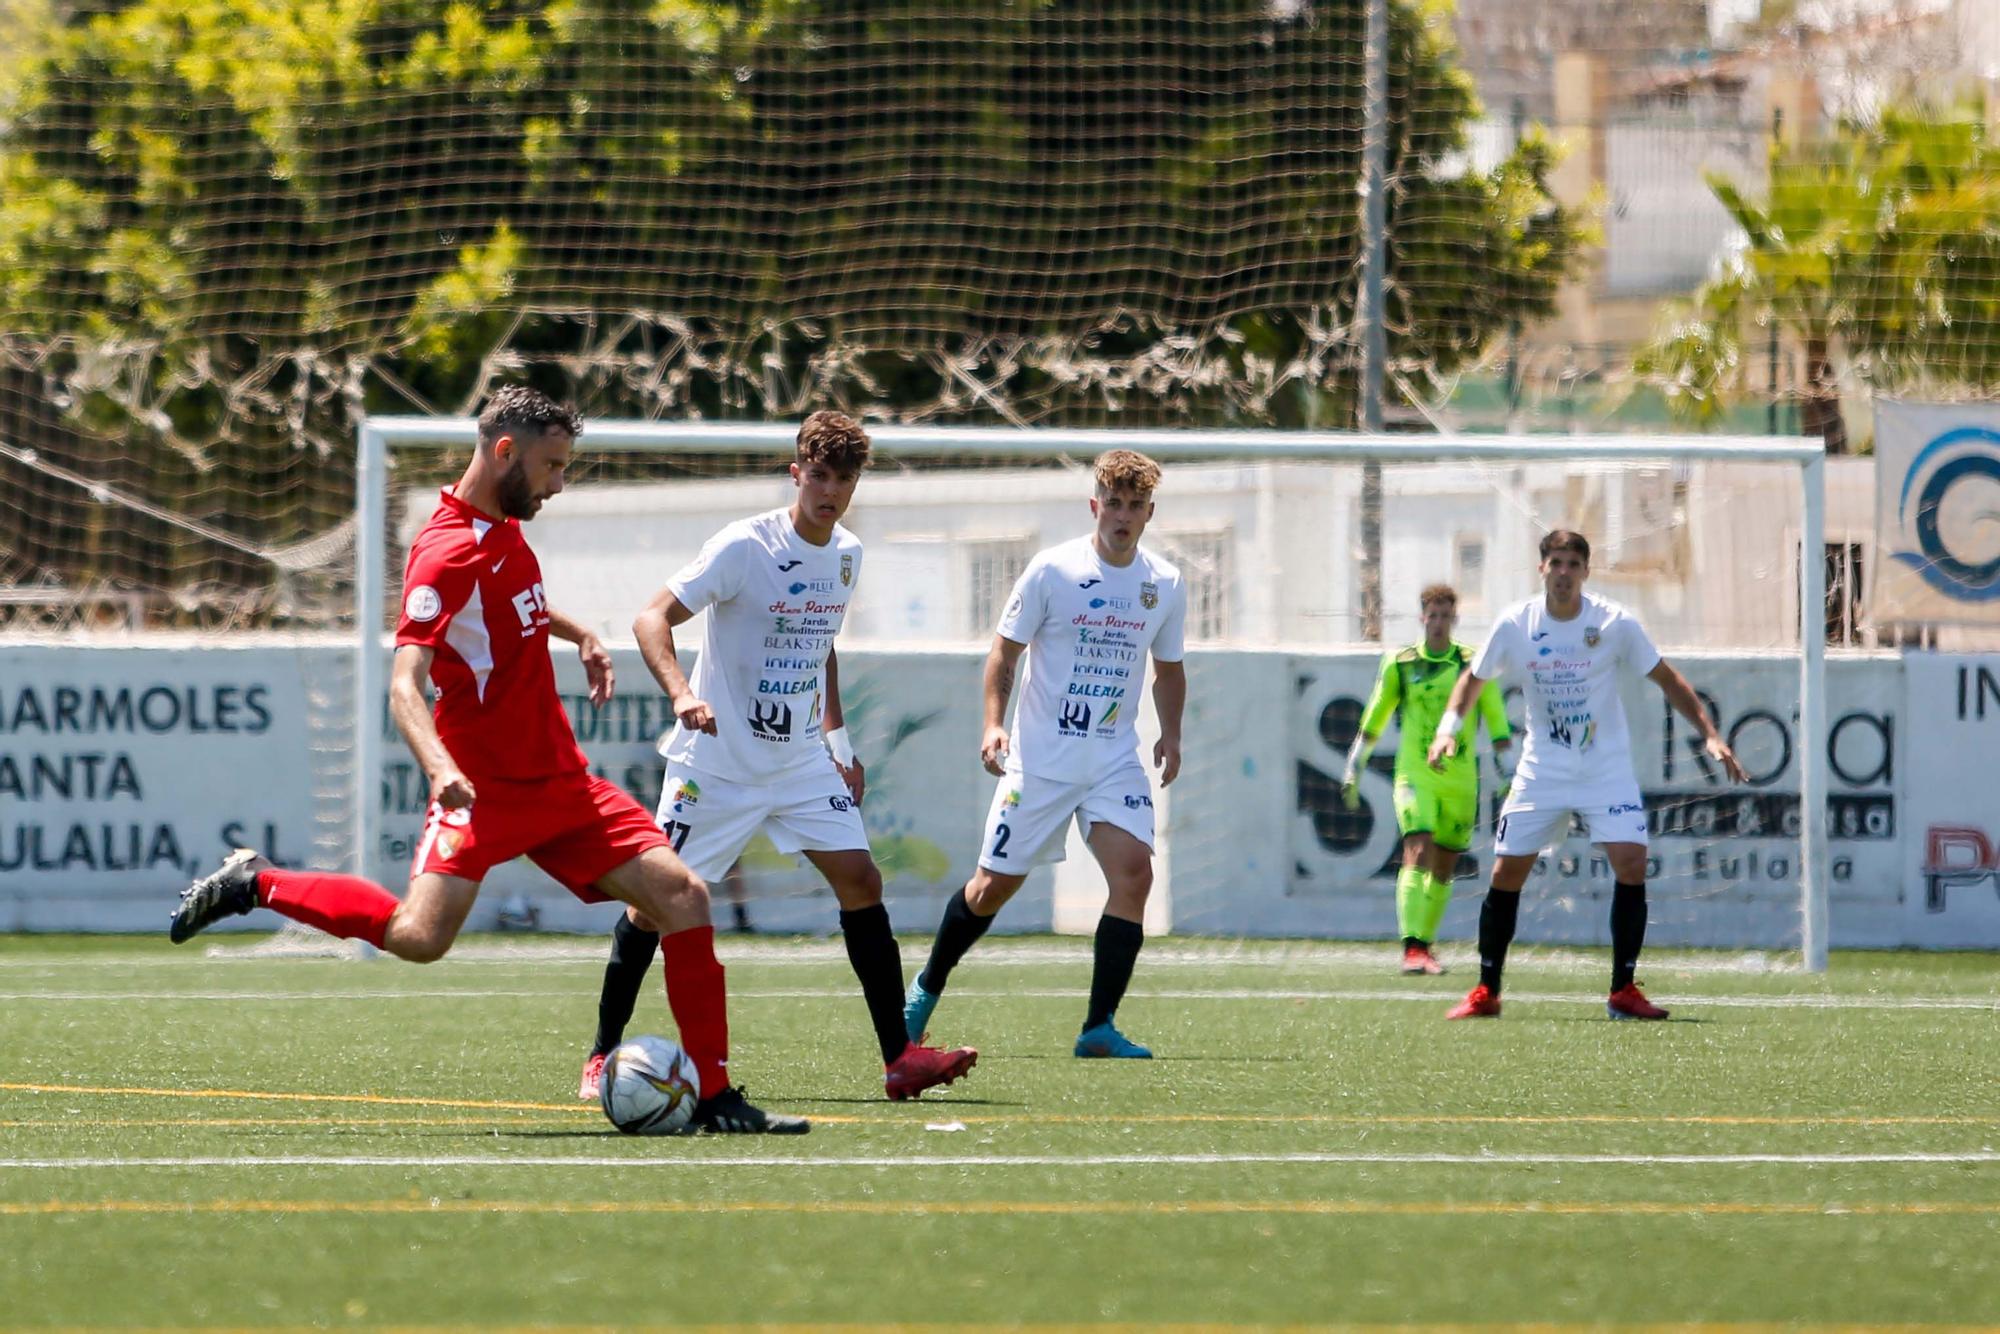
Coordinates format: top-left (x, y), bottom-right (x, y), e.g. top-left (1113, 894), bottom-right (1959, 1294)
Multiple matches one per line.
top-left (778, 559), bottom-right (804, 571)
top-left (491, 557), bottom-right (507, 573)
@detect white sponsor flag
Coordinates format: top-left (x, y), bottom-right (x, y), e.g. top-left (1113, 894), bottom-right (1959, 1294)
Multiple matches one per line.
top-left (1872, 399), bottom-right (2000, 626)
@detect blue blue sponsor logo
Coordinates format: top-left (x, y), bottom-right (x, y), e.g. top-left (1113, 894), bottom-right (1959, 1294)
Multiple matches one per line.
top-left (1891, 425), bottom-right (2000, 602)
top-left (1089, 598), bottom-right (1107, 609)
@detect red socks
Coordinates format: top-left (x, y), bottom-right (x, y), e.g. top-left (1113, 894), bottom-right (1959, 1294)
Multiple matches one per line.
top-left (256, 869), bottom-right (397, 949)
top-left (659, 925), bottom-right (730, 1098)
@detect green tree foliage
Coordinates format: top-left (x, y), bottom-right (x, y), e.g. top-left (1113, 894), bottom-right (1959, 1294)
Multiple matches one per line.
top-left (0, 0), bottom-right (1585, 621)
top-left (1634, 107), bottom-right (2000, 453)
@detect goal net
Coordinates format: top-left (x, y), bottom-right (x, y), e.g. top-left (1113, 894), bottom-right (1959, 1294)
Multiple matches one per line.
top-left (350, 422), bottom-right (1828, 965)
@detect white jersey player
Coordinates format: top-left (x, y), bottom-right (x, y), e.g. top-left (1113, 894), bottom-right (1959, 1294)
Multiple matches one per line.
top-left (903, 449), bottom-right (1189, 1059)
top-left (1427, 530), bottom-right (1747, 1022)
top-left (578, 411), bottom-right (976, 1105)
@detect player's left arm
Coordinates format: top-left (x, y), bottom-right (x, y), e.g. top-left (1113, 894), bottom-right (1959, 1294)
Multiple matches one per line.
top-left (1646, 659), bottom-right (1749, 782)
top-left (1148, 576), bottom-right (1190, 787)
top-left (1476, 677), bottom-right (1514, 786)
top-left (1151, 656), bottom-right (1185, 787)
top-left (1426, 668), bottom-right (1486, 769)
top-left (823, 645), bottom-right (864, 804)
top-left (547, 608), bottom-right (615, 708)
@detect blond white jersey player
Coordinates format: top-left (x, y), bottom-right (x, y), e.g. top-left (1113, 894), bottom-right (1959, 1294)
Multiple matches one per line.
top-left (904, 449), bottom-right (1189, 1060)
top-left (1427, 529), bottom-right (1748, 1022)
top-left (579, 411), bottom-right (976, 1106)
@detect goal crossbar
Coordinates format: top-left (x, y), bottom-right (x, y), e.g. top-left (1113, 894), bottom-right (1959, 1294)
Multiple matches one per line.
top-left (354, 418), bottom-right (1829, 969)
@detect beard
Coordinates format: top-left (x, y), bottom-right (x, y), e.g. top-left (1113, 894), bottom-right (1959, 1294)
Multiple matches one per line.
top-left (496, 458), bottom-right (539, 519)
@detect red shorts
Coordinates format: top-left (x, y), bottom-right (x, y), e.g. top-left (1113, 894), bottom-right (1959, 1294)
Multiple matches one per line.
top-left (412, 772), bottom-right (669, 901)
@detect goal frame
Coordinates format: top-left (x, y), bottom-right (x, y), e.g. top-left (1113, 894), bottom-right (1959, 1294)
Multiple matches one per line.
top-left (354, 419), bottom-right (1830, 968)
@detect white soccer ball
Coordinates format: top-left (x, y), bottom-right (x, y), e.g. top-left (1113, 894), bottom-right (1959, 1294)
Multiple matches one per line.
top-left (599, 1035), bottom-right (701, 1135)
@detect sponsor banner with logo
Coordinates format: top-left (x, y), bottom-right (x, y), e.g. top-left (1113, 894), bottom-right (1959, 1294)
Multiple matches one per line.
top-left (1902, 653), bottom-right (2000, 947)
top-left (1287, 652), bottom-right (1904, 949)
top-left (1871, 399), bottom-right (2000, 625)
top-left (0, 643), bottom-right (322, 929)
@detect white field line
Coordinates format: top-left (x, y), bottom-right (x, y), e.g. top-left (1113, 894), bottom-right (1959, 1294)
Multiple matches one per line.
top-left (0, 987), bottom-right (1994, 1010)
top-left (0, 941), bottom-right (1806, 973)
top-left (5, 1150), bottom-right (2000, 1171)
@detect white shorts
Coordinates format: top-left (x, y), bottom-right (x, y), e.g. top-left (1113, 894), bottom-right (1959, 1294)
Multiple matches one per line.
top-left (1493, 776), bottom-right (1649, 858)
top-left (976, 758), bottom-right (1156, 873)
top-left (653, 760), bottom-right (867, 882)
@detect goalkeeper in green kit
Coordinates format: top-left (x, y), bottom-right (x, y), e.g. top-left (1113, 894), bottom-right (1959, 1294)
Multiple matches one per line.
top-left (1342, 584), bottom-right (1513, 975)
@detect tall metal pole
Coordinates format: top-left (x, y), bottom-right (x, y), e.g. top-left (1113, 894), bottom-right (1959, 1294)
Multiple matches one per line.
top-left (1766, 106), bottom-right (1783, 436)
top-left (1357, 0), bottom-right (1390, 641)
top-left (1800, 452), bottom-right (1830, 972)
top-left (354, 423), bottom-right (386, 884)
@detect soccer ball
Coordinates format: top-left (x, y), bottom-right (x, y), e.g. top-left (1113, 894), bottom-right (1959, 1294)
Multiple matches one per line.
top-left (599, 1035), bottom-right (701, 1135)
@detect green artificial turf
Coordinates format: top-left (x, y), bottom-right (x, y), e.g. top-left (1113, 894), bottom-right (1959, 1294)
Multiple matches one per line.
top-left (2, 935), bottom-right (1997, 1328)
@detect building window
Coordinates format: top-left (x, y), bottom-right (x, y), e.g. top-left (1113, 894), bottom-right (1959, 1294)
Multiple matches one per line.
top-left (1825, 541), bottom-right (1863, 647)
top-left (963, 537), bottom-right (1035, 639)
top-left (1153, 529), bottom-right (1232, 642)
top-left (1453, 534), bottom-right (1486, 613)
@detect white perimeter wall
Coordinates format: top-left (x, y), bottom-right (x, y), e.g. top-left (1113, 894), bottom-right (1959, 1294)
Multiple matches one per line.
top-left (4, 642), bottom-right (1998, 950)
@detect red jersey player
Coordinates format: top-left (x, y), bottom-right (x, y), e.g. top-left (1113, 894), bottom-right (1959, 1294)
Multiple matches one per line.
top-left (169, 386), bottom-right (804, 1134)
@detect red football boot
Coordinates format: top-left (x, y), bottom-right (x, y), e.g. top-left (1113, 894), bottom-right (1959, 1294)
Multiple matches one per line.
top-left (884, 1042), bottom-right (979, 1101)
top-left (1402, 944), bottom-right (1447, 976)
top-left (1445, 983), bottom-right (1502, 1019)
top-left (578, 1051), bottom-right (607, 1102)
top-left (1607, 983), bottom-right (1670, 1021)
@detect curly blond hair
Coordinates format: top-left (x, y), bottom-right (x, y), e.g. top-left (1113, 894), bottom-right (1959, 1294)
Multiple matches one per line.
top-left (796, 410), bottom-right (872, 473)
top-left (1419, 584), bottom-right (1458, 611)
top-left (1092, 448), bottom-right (1162, 496)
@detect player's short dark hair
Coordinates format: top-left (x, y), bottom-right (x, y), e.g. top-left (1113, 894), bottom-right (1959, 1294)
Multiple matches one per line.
top-left (477, 385), bottom-right (583, 447)
top-left (1093, 449), bottom-right (1162, 495)
top-left (796, 410), bottom-right (871, 473)
top-left (1540, 529), bottom-right (1591, 561)
top-left (1419, 583), bottom-right (1457, 610)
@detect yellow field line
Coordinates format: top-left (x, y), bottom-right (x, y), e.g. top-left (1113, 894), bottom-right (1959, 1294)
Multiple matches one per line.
top-left (5, 1198), bottom-right (2000, 1218)
top-left (0, 1117), bottom-right (596, 1129)
top-left (4, 1085), bottom-right (1995, 1127)
top-left (15, 1326), bottom-right (2000, 1334)
top-left (7, 1324), bottom-right (1996, 1334)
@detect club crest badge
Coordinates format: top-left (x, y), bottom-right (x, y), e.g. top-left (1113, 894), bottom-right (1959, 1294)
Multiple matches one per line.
top-left (840, 554), bottom-right (853, 586)
top-left (1140, 581), bottom-right (1159, 610)
top-left (1584, 626), bottom-right (1601, 647)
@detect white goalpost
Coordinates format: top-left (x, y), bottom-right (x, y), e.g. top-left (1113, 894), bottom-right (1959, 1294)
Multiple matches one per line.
top-left (353, 419), bottom-right (1830, 970)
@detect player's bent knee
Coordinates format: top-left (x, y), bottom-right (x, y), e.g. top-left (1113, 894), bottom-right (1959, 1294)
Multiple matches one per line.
top-left (385, 926), bottom-right (452, 964)
top-left (966, 870), bottom-right (1026, 915)
top-left (831, 868), bottom-right (885, 910)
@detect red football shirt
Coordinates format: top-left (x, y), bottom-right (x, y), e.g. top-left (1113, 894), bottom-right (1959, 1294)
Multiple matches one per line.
top-left (394, 487), bottom-right (587, 784)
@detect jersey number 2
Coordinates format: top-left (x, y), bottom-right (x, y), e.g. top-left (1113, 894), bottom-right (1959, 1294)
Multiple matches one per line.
top-left (989, 822), bottom-right (1011, 859)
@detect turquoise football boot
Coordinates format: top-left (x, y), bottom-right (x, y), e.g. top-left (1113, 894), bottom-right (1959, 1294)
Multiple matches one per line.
top-left (903, 975), bottom-right (941, 1044)
top-left (1074, 1020), bottom-right (1152, 1059)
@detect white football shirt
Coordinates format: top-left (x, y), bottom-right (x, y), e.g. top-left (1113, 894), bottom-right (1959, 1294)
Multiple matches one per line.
top-left (997, 536), bottom-right (1187, 783)
top-left (659, 509), bottom-right (862, 784)
top-left (1470, 590), bottom-right (1661, 798)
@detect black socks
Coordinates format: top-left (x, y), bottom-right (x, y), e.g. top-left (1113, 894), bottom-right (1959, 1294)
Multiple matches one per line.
top-left (1477, 889), bottom-right (1522, 993)
top-left (918, 886), bottom-right (995, 995)
top-left (591, 912), bottom-right (660, 1057)
top-left (839, 903), bottom-right (911, 1065)
top-left (1084, 914), bottom-right (1145, 1033)
top-left (1610, 881), bottom-right (1647, 992)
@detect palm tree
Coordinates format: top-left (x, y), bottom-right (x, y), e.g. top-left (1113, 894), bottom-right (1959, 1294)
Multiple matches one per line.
top-left (1635, 106), bottom-right (2000, 452)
